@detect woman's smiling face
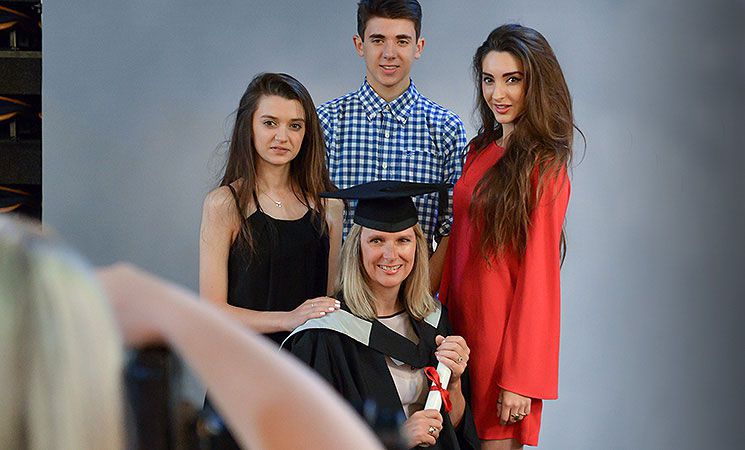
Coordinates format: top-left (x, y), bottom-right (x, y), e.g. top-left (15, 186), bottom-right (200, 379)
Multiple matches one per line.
top-left (481, 50), bottom-right (526, 128)
top-left (360, 226), bottom-right (416, 298)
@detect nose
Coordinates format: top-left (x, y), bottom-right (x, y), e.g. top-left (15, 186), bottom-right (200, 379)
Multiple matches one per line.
top-left (490, 83), bottom-right (505, 103)
top-left (382, 41), bottom-right (395, 59)
top-left (274, 126), bottom-right (288, 142)
top-left (381, 241), bottom-right (396, 260)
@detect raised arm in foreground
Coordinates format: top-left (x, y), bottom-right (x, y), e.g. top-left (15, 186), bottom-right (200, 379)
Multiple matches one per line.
top-left (98, 263), bottom-right (383, 450)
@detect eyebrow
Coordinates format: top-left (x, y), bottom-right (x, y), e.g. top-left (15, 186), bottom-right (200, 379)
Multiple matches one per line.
top-left (501, 71), bottom-right (523, 78)
top-left (258, 114), bottom-right (305, 122)
top-left (367, 33), bottom-right (413, 40)
top-left (482, 70), bottom-right (524, 78)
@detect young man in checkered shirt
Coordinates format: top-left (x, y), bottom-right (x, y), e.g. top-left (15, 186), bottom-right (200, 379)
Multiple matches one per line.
top-left (317, 0), bottom-right (467, 286)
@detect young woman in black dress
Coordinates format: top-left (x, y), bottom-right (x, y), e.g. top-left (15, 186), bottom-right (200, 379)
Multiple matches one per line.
top-left (198, 73), bottom-right (343, 447)
top-left (199, 72), bottom-right (343, 344)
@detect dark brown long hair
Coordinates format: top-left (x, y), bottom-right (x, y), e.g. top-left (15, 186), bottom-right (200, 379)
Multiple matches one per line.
top-left (469, 24), bottom-right (578, 261)
top-left (219, 73), bottom-right (335, 255)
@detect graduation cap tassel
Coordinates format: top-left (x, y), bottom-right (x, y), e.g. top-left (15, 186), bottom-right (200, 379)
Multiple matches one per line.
top-left (423, 365), bottom-right (452, 412)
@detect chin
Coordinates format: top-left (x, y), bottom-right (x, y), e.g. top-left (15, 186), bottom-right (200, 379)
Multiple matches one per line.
top-left (371, 276), bottom-right (406, 292)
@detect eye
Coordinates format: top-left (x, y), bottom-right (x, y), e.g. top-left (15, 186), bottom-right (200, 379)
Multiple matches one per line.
top-left (371, 38), bottom-right (383, 44)
top-left (289, 123), bottom-right (304, 130)
top-left (369, 238), bottom-right (382, 244)
top-left (506, 76), bottom-right (522, 84)
top-left (397, 39), bottom-right (410, 46)
top-left (398, 237), bottom-right (412, 244)
top-left (482, 75), bottom-right (493, 85)
top-left (263, 120), bottom-right (277, 127)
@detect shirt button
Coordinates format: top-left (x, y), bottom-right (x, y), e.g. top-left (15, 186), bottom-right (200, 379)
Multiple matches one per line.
top-left (384, 131), bottom-right (390, 138)
top-left (382, 162), bottom-right (388, 169)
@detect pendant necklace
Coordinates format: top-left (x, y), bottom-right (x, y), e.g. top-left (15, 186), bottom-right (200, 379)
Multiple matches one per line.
top-left (260, 190), bottom-right (283, 208)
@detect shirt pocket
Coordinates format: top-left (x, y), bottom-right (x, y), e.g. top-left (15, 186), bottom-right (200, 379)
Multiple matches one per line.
top-left (404, 142), bottom-right (442, 183)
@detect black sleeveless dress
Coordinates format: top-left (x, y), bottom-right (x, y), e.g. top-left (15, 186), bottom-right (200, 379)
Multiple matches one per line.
top-left (202, 186), bottom-right (330, 450)
top-left (226, 185), bottom-right (329, 344)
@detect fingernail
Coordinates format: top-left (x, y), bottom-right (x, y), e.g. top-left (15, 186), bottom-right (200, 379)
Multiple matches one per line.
top-left (320, 312), bottom-right (326, 316)
top-left (328, 307), bottom-right (335, 311)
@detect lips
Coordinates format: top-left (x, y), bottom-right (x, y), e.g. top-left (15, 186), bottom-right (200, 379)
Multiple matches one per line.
top-left (493, 104), bottom-right (511, 114)
top-left (380, 64), bottom-right (399, 75)
top-left (377, 264), bottom-right (403, 274)
top-left (269, 146), bottom-right (291, 153)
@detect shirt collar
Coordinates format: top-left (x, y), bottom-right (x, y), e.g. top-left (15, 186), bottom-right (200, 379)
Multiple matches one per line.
top-left (356, 79), bottom-right (419, 124)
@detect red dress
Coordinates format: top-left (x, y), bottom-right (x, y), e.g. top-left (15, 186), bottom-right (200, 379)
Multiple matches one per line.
top-left (439, 141), bottom-right (569, 446)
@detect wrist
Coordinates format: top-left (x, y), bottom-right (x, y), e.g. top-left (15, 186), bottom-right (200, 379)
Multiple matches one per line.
top-left (447, 377), bottom-right (462, 394)
top-left (279, 311), bottom-right (294, 332)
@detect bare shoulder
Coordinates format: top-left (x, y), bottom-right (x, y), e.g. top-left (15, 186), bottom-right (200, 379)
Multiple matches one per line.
top-left (203, 185), bottom-right (237, 216)
top-left (324, 198), bottom-right (344, 221)
top-left (324, 198), bottom-right (344, 215)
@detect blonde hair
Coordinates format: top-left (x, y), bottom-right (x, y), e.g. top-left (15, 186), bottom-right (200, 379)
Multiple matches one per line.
top-left (0, 217), bottom-right (124, 450)
top-left (339, 224), bottom-right (437, 320)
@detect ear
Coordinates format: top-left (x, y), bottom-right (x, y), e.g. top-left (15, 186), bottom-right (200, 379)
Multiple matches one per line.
top-left (353, 35), bottom-right (365, 57)
top-left (414, 37), bottom-right (425, 60)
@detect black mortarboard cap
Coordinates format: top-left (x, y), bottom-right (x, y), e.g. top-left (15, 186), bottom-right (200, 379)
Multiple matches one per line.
top-left (321, 181), bottom-right (451, 233)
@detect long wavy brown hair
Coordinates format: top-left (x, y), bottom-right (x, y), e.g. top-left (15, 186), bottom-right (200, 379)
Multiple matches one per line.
top-left (219, 73), bottom-right (335, 256)
top-left (469, 24), bottom-right (579, 262)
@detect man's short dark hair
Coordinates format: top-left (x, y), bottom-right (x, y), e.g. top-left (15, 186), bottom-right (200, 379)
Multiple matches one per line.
top-left (357, 0), bottom-right (422, 40)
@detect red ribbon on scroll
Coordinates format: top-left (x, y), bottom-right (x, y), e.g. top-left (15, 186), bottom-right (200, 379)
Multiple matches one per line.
top-left (424, 366), bottom-right (452, 412)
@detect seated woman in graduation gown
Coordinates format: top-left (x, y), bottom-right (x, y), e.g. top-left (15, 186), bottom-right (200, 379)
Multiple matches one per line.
top-left (284, 181), bottom-right (479, 450)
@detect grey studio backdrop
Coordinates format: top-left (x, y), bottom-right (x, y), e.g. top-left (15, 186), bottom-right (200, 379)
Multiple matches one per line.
top-left (43, 1), bottom-right (744, 449)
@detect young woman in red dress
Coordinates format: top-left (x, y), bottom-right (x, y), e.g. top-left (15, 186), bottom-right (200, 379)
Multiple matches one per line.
top-left (439, 24), bottom-right (578, 449)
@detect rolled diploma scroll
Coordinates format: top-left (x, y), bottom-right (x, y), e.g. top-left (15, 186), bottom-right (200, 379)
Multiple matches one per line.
top-left (424, 362), bottom-right (452, 410)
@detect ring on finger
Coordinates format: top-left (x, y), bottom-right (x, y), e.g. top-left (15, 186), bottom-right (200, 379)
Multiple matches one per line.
top-left (457, 355), bottom-right (463, 363)
top-left (428, 425), bottom-right (436, 435)
top-left (511, 413), bottom-right (522, 421)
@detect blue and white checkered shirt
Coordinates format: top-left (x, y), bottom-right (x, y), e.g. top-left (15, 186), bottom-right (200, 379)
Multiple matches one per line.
top-left (317, 80), bottom-right (467, 250)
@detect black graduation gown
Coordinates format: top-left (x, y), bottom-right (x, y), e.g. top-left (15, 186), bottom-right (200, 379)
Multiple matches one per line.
top-left (285, 304), bottom-right (479, 450)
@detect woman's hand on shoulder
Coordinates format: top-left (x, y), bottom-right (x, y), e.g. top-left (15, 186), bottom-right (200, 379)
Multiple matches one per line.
top-left (403, 409), bottom-right (443, 448)
top-left (434, 334), bottom-right (470, 383)
top-left (281, 296), bottom-right (341, 331)
top-left (497, 389), bottom-right (532, 425)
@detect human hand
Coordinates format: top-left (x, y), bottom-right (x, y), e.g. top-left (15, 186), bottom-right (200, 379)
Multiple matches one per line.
top-left (434, 335), bottom-right (470, 383)
top-left (498, 389), bottom-right (531, 425)
top-left (402, 409), bottom-right (443, 448)
top-left (282, 296), bottom-right (340, 331)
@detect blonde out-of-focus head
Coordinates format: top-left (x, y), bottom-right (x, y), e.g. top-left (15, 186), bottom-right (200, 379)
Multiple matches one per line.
top-left (0, 216), bottom-right (124, 450)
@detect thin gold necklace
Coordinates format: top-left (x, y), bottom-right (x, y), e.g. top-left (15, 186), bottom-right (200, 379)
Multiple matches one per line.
top-left (260, 190), bottom-right (282, 208)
